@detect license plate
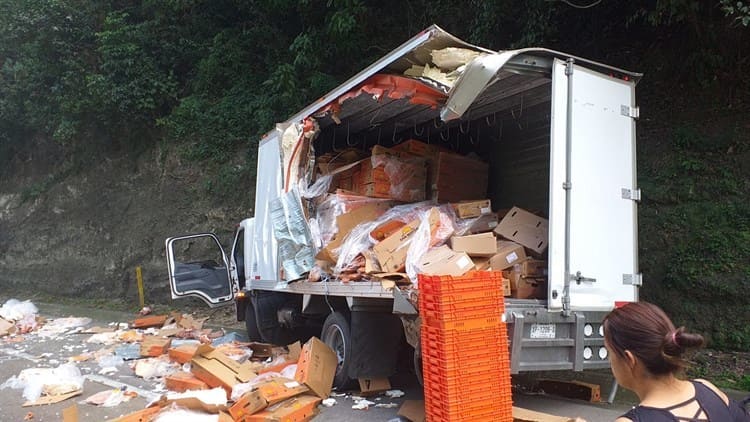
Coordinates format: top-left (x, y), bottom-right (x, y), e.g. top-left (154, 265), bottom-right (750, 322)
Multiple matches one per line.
top-left (530, 323), bottom-right (556, 339)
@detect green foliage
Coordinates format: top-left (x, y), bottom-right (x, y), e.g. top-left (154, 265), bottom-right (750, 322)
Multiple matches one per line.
top-left (720, 0), bottom-right (750, 26)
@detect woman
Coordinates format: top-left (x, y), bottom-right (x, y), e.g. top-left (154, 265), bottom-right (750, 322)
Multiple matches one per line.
top-left (603, 301), bottom-right (749, 421)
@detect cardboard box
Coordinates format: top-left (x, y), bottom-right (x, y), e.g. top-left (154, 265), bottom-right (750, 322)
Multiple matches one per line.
top-left (494, 206), bottom-right (549, 254)
top-left (398, 400), bottom-right (425, 422)
top-left (132, 315), bottom-right (168, 329)
top-left (473, 257), bottom-right (491, 271)
top-left (501, 273), bottom-right (512, 296)
top-left (513, 406), bottom-right (574, 422)
top-left (294, 337), bottom-right (338, 399)
top-left (140, 336), bottom-right (172, 357)
top-left (358, 377), bottom-right (391, 395)
top-left (504, 269), bottom-right (546, 299)
top-left (373, 208), bottom-right (440, 273)
top-left (463, 212), bottom-right (499, 234)
top-left (417, 245), bottom-right (474, 276)
top-left (450, 232), bottom-right (497, 257)
top-left (168, 344), bottom-right (198, 364)
top-left (518, 258), bottom-right (548, 278)
top-left (316, 201), bottom-right (392, 263)
top-left (254, 378), bottom-right (309, 405)
top-left (452, 199), bottom-right (492, 219)
top-left (489, 241), bottom-right (527, 270)
top-left (433, 151), bottom-right (489, 202)
top-left (229, 389), bottom-right (268, 421)
top-left (246, 394), bottom-right (322, 422)
top-left (165, 371), bottom-right (208, 392)
top-left (190, 345), bottom-right (257, 394)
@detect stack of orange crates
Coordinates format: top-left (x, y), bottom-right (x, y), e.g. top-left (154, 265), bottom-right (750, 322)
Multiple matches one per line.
top-left (419, 271), bottom-right (513, 422)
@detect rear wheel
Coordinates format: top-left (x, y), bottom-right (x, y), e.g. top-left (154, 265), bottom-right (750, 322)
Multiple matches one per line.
top-left (414, 341), bottom-right (423, 386)
top-left (321, 312), bottom-right (353, 390)
top-left (244, 299), bottom-right (262, 342)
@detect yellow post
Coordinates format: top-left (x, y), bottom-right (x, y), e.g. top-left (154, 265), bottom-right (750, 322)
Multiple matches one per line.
top-left (136, 266), bottom-right (145, 309)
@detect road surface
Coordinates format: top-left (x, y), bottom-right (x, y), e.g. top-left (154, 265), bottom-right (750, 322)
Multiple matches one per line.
top-left (0, 298), bottom-right (634, 421)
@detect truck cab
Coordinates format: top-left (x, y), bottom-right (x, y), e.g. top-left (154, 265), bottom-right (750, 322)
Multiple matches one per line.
top-left (165, 25), bottom-right (641, 389)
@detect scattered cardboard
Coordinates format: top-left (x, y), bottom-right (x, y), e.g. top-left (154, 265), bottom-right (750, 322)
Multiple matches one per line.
top-left (190, 345), bottom-right (257, 394)
top-left (23, 390), bottom-right (82, 407)
top-left (62, 404), bottom-right (78, 422)
top-left (450, 232), bottom-right (497, 257)
top-left (140, 335), bottom-right (172, 357)
top-left (287, 342), bottom-right (302, 362)
top-left (168, 344), bottom-right (198, 364)
top-left (417, 245), bottom-right (474, 276)
top-left (494, 206), bottom-right (549, 254)
top-left (150, 395), bottom-right (229, 414)
top-left (165, 371), bottom-right (209, 392)
top-left (255, 378), bottom-right (309, 405)
top-left (111, 406), bottom-right (161, 422)
top-left (229, 389), bottom-right (268, 421)
top-left (0, 317), bottom-right (15, 336)
top-left (248, 342), bottom-right (275, 359)
top-left (246, 394), bottom-right (321, 422)
top-left (398, 400), bottom-right (425, 422)
top-left (538, 379), bottom-right (601, 402)
top-left (358, 377), bottom-right (391, 395)
top-left (294, 337), bottom-right (338, 399)
top-left (132, 315), bottom-right (168, 329)
top-left (512, 406), bottom-right (575, 422)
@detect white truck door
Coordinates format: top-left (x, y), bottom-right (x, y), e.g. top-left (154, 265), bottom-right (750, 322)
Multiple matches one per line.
top-left (548, 59), bottom-right (639, 311)
top-left (250, 133), bottom-right (282, 282)
top-left (165, 233), bottom-right (234, 306)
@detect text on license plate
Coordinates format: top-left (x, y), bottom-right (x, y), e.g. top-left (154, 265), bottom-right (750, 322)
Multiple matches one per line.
top-left (530, 323), bottom-right (556, 339)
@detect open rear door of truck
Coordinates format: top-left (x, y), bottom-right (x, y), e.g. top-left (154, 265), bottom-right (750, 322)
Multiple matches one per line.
top-left (548, 58), bottom-right (639, 311)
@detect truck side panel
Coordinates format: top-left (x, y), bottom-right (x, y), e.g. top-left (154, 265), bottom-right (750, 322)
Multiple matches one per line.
top-left (251, 134), bottom-right (283, 281)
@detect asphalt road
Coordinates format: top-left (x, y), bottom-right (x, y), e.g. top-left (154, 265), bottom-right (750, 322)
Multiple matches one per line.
top-left (0, 298), bottom-right (635, 421)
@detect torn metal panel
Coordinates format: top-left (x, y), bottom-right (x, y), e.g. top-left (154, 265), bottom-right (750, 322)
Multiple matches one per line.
top-left (269, 189), bottom-right (315, 280)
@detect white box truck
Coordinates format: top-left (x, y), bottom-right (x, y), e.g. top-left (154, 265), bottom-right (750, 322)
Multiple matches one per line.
top-left (165, 25), bottom-right (642, 389)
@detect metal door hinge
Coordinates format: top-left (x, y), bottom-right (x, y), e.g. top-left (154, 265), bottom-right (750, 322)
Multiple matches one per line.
top-left (621, 188), bottom-right (641, 201)
top-left (623, 273), bottom-right (643, 286)
top-left (621, 105), bottom-right (640, 119)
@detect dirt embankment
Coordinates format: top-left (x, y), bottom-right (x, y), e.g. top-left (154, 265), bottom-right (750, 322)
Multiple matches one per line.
top-left (0, 141), bottom-right (247, 306)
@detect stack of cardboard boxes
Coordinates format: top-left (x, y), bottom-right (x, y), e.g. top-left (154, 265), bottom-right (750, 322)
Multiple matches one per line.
top-left (314, 138), bottom-right (549, 300)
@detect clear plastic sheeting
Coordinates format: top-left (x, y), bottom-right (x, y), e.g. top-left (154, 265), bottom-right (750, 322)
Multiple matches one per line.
top-left (335, 201), bottom-right (434, 274)
top-left (1, 363), bottom-right (84, 402)
top-left (270, 188), bottom-right (315, 280)
top-left (0, 299), bottom-right (38, 322)
top-left (405, 205), bottom-right (457, 285)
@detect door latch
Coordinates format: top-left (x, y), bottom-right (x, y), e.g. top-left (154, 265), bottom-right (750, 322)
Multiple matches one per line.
top-left (570, 271), bottom-right (596, 285)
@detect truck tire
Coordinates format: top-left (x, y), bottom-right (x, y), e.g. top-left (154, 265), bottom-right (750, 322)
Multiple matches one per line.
top-left (245, 299), bottom-right (263, 342)
top-left (414, 341), bottom-right (423, 386)
top-left (321, 312), bottom-right (353, 390)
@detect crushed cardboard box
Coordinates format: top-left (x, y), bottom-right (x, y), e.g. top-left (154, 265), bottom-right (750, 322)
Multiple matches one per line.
top-left (450, 232), bottom-right (497, 257)
top-left (452, 199), bottom-right (492, 219)
top-left (190, 344), bottom-right (257, 394)
top-left (294, 337), bottom-right (337, 399)
top-left (494, 206), bottom-right (549, 254)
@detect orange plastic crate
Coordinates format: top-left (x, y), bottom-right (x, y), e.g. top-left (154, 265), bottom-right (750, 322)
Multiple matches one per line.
top-left (418, 288), bottom-right (502, 304)
top-left (421, 302), bottom-right (500, 323)
top-left (422, 313), bottom-right (502, 331)
top-left (421, 324), bottom-right (508, 345)
top-left (418, 271), bottom-right (504, 294)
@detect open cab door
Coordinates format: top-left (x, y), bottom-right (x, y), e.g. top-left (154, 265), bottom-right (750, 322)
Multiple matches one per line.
top-left (165, 233), bottom-right (235, 307)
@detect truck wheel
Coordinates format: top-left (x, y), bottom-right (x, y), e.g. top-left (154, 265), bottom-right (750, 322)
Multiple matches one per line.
top-left (321, 312), bottom-right (352, 390)
top-left (414, 341), bottom-right (423, 386)
top-left (245, 299), bottom-right (262, 342)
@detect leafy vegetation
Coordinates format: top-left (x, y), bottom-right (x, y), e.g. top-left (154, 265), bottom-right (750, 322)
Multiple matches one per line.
top-left (0, 1), bottom-right (749, 350)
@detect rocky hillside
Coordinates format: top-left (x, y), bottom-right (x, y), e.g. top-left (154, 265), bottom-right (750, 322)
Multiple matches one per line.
top-left (0, 139), bottom-right (251, 305)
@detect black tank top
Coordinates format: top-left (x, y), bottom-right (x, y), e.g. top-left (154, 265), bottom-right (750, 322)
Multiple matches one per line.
top-left (622, 380), bottom-right (750, 422)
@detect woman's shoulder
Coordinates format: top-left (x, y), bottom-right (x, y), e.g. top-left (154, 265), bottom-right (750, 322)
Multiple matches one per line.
top-left (693, 378), bottom-right (730, 405)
